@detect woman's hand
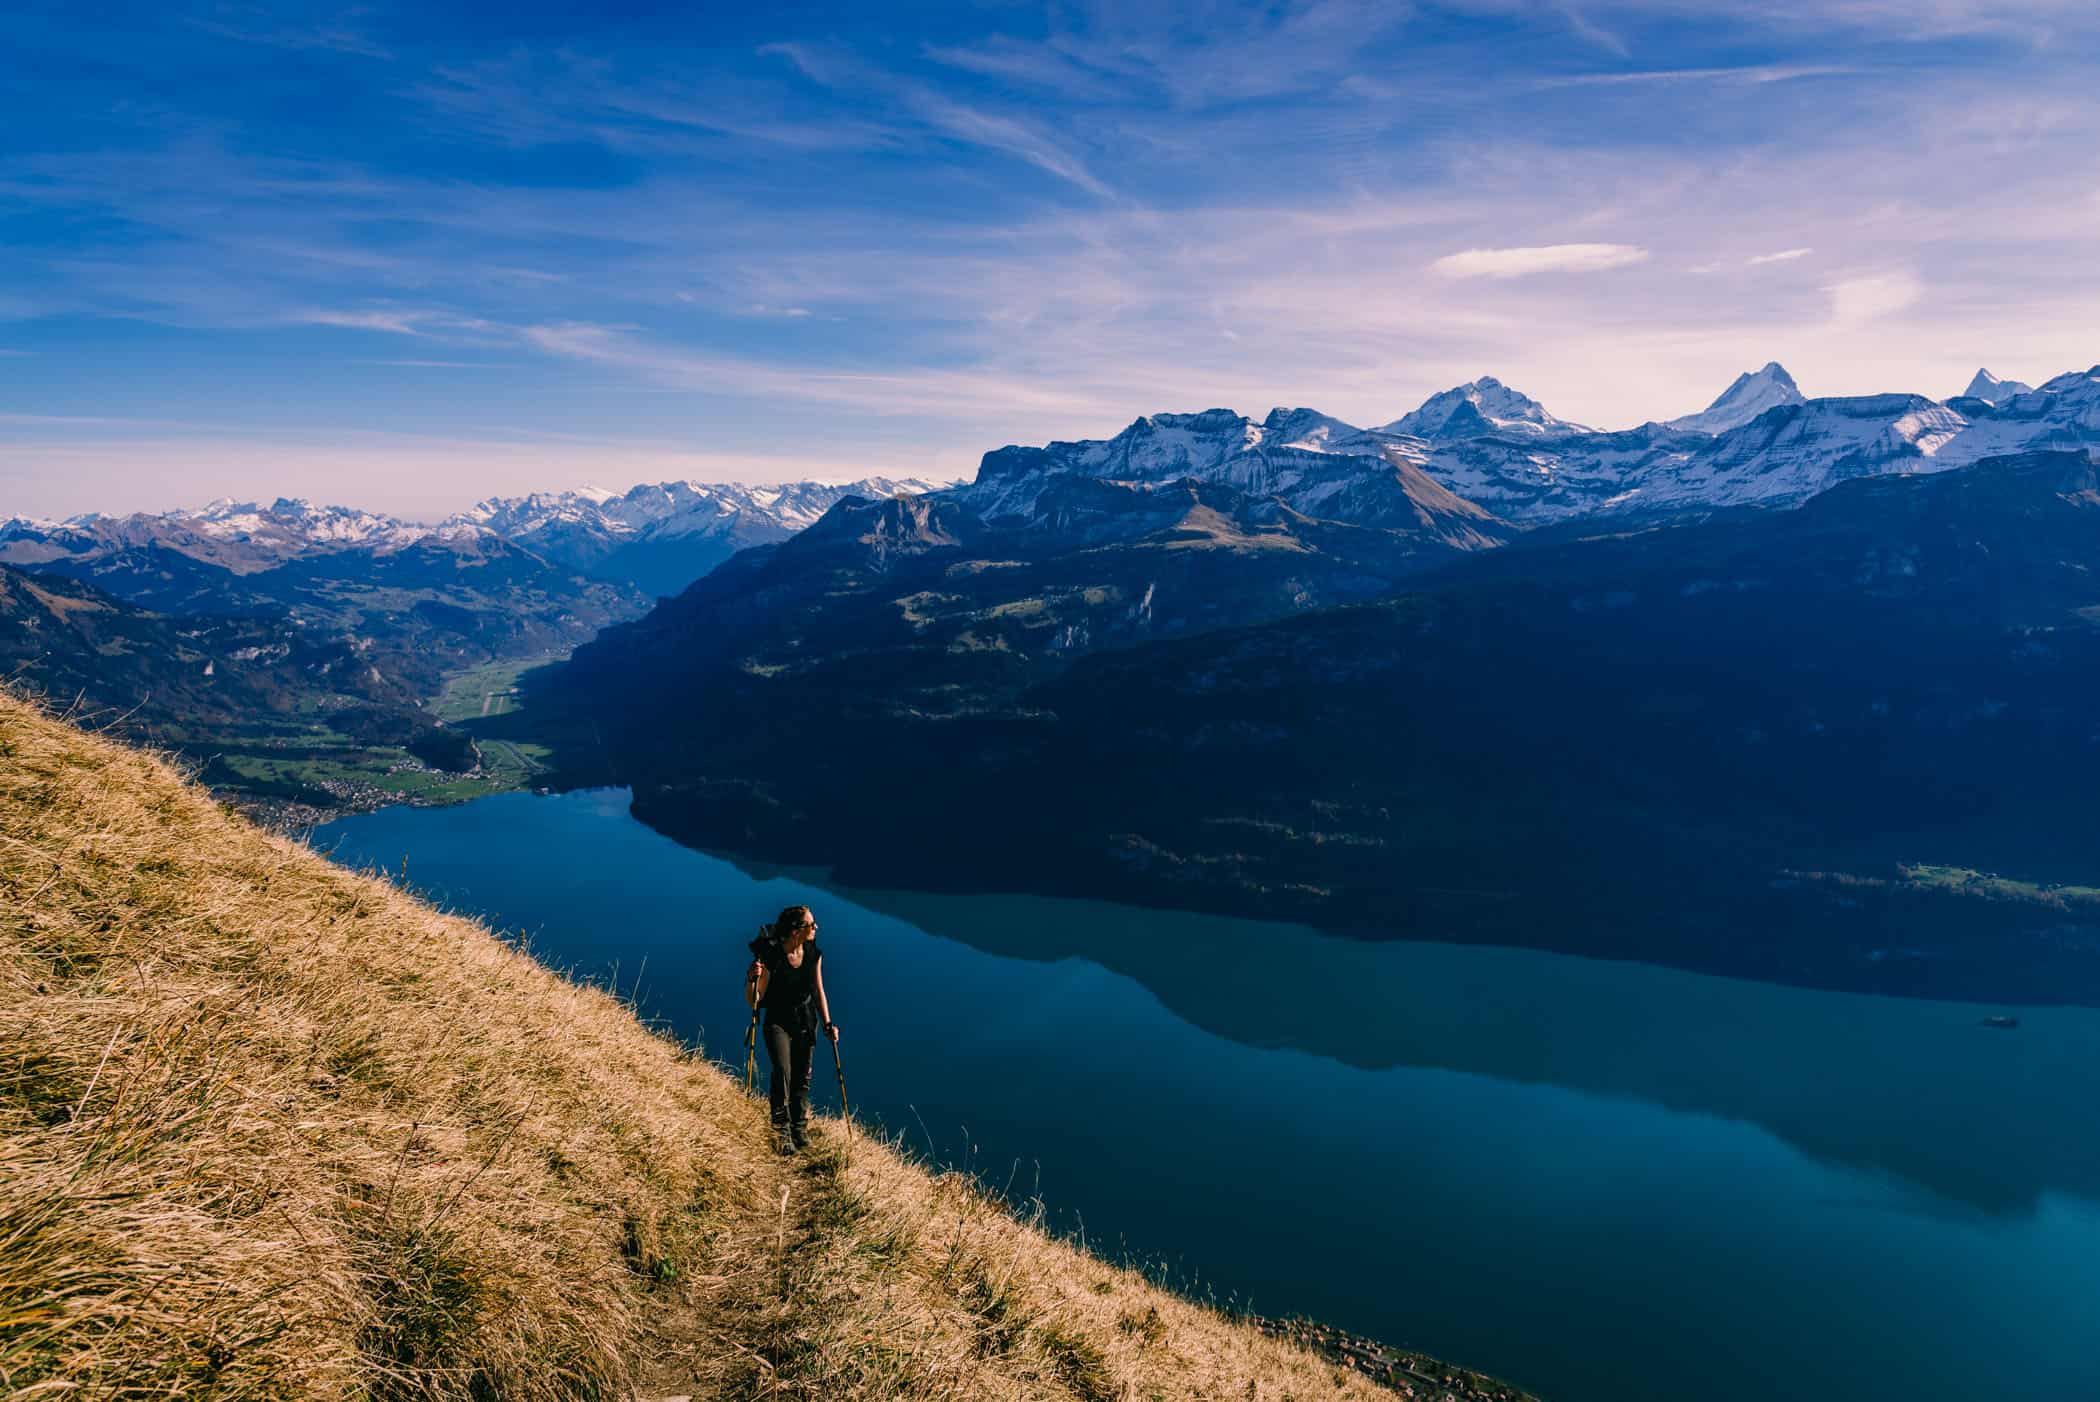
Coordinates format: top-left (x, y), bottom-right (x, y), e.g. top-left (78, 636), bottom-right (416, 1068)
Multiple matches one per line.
top-left (747, 959), bottom-right (765, 981)
top-left (824, 1021), bottom-right (841, 1043)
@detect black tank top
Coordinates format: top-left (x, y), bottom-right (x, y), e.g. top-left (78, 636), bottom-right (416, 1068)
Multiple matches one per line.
top-left (760, 941), bottom-right (822, 1033)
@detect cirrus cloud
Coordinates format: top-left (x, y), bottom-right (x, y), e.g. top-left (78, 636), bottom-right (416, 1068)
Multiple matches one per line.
top-left (1429, 243), bottom-right (1650, 280)
top-left (1827, 271), bottom-right (1924, 327)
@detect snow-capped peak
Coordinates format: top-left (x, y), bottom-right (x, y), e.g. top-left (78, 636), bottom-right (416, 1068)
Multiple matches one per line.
top-left (1379, 376), bottom-right (1588, 440)
top-left (168, 497), bottom-right (429, 549)
top-left (1666, 361), bottom-right (1806, 434)
top-left (1961, 368), bottom-right (2035, 404)
top-left (443, 476), bottom-right (947, 552)
top-left (1259, 406), bottom-right (1371, 454)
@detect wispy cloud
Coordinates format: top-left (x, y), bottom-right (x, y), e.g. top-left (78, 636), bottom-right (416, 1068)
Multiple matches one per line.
top-left (294, 309), bottom-right (499, 339)
top-left (1690, 246), bottom-right (1817, 273)
top-left (297, 309), bottom-right (430, 335)
top-left (358, 359), bottom-right (512, 369)
top-left (1724, 0), bottom-right (2100, 45)
top-left (521, 322), bottom-right (1118, 422)
top-left (1542, 64), bottom-right (1857, 87)
top-left (751, 40), bottom-right (1116, 198)
top-left (755, 40), bottom-right (844, 87)
top-left (186, 11), bottom-right (392, 60)
top-left (903, 92), bottom-right (1113, 198)
top-left (920, 38), bottom-right (1131, 101)
top-left (1551, 3), bottom-right (1632, 56)
top-left (1431, 244), bottom-right (1651, 279)
top-left (414, 50), bottom-right (906, 155)
top-left (1826, 271), bottom-right (1924, 327)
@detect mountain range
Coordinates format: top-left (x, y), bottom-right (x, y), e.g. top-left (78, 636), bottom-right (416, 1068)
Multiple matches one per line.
top-left (1401, 362), bottom-right (2098, 523)
top-left (943, 362), bottom-right (2099, 531)
top-left (0, 473), bottom-right (947, 812)
top-left (14, 358), bottom-right (2100, 838)
top-left (546, 441), bottom-right (2100, 1004)
top-left (516, 358), bottom-right (2100, 1005)
top-left (11, 361), bottom-right (2085, 586)
top-left (3, 473), bottom-right (947, 601)
top-left (451, 474), bottom-right (947, 596)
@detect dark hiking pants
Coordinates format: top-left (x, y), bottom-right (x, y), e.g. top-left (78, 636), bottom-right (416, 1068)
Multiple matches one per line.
top-left (764, 1020), bottom-right (815, 1130)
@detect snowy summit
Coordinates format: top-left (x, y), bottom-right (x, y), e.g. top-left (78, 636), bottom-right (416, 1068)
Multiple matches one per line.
top-left (1665, 363), bottom-right (1806, 434)
top-left (1961, 368), bottom-right (2035, 404)
top-left (1378, 377), bottom-right (1590, 441)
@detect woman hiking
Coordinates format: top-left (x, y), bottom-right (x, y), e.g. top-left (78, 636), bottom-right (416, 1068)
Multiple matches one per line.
top-left (746, 904), bottom-right (839, 1153)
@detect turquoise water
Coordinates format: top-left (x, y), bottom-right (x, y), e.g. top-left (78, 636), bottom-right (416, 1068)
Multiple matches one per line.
top-left (317, 789), bottom-right (2100, 1402)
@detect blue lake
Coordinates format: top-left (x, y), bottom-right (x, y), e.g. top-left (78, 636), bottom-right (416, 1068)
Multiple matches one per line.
top-left (317, 788), bottom-right (2100, 1402)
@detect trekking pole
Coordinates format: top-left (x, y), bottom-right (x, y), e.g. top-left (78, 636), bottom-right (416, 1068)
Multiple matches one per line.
top-left (828, 1032), bottom-right (851, 1138)
top-left (744, 926), bottom-right (765, 1096)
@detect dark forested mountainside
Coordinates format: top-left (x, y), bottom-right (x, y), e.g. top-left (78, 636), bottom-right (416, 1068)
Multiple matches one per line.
top-left (0, 563), bottom-right (490, 803)
top-left (547, 449), bottom-right (2100, 1004)
top-left (535, 467), bottom-right (1514, 805)
top-left (0, 564), bottom-right (408, 724)
top-left (4, 521), bottom-right (644, 696)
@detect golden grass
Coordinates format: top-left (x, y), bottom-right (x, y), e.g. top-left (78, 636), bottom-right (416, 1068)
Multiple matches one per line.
top-left (0, 690), bottom-right (1417, 1400)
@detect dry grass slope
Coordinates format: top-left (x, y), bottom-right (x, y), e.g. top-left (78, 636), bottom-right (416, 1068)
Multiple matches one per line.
top-left (0, 691), bottom-right (1430, 1401)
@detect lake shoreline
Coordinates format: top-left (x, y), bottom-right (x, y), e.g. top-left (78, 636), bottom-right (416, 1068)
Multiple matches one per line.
top-left (314, 786), bottom-right (2100, 1402)
top-left (614, 779), bottom-right (2098, 1011)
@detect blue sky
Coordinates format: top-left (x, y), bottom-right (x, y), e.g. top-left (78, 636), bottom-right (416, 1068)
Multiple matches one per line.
top-left (4, 0), bottom-right (2098, 518)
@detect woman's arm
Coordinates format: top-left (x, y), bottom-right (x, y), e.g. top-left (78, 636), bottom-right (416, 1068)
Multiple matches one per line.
top-left (747, 960), bottom-right (769, 1009)
top-left (814, 961), bottom-right (837, 1039)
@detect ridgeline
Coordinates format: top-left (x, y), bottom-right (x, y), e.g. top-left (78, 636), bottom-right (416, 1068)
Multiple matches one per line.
top-left (0, 691), bottom-right (1534, 1401)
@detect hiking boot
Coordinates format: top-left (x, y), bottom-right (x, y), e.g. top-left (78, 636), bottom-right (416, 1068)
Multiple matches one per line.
top-left (790, 1119), bottom-right (811, 1150)
top-left (776, 1124), bottom-right (798, 1155)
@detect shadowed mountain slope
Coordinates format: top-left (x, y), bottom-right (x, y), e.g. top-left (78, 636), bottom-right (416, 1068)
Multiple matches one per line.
top-left (545, 469), bottom-right (1514, 790)
top-left (1, 517), bottom-right (645, 697)
top-left (0, 563), bottom-right (412, 726)
top-left (556, 450), bottom-right (2100, 1004)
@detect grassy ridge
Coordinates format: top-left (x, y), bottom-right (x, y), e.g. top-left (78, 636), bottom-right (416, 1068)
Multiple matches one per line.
top-left (0, 691), bottom-right (1512, 1400)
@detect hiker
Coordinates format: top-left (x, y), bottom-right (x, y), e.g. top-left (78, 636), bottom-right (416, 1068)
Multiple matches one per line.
top-left (746, 904), bottom-right (839, 1152)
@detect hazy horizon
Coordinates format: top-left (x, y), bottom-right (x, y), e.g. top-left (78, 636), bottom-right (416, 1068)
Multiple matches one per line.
top-left (4, 357), bottom-right (2084, 524)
